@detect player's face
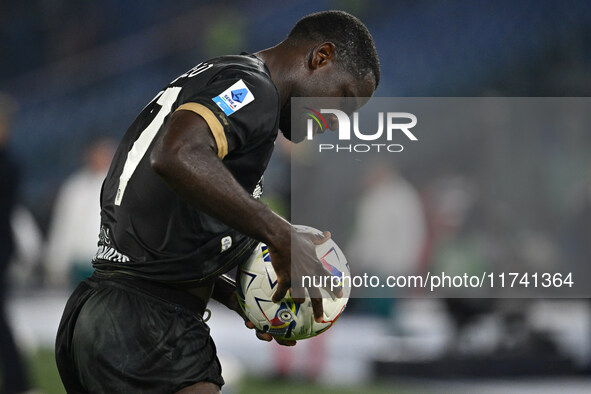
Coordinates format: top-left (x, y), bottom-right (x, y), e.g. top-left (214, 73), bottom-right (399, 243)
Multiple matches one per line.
top-left (280, 69), bottom-right (375, 142)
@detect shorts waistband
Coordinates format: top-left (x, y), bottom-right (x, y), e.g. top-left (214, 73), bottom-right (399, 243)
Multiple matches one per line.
top-left (86, 272), bottom-right (207, 316)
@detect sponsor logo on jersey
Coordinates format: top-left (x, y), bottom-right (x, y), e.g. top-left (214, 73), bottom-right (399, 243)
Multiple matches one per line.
top-left (221, 236), bottom-right (232, 252)
top-left (94, 245), bottom-right (130, 263)
top-left (252, 176), bottom-right (264, 199)
top-left (212, 79), bottom-right (254, 116)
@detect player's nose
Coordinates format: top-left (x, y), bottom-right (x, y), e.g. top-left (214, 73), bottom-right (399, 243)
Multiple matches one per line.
top-left (325, 114), bottom-right (339, 131)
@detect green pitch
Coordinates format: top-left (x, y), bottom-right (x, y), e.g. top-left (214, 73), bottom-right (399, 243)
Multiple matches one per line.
top-left (24, 348), bottom-right (401, 394)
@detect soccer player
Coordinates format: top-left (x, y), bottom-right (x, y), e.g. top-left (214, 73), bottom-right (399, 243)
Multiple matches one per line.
top-left (55, 10), bottom-right (380, 393)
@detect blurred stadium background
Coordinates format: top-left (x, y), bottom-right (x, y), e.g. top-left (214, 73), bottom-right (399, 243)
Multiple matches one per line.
top-left (2, 0), bottom-right (591, 393)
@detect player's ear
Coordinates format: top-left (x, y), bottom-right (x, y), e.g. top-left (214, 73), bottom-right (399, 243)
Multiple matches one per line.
top-left (309, 42), bottom-right (336, 70)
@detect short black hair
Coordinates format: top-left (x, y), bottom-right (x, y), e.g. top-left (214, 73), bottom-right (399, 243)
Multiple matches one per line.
top-left (287, 10), bottom-right (380, 88)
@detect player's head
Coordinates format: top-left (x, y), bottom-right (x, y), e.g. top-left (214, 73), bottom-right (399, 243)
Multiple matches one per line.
top-left (278, 10), bottom-right (380, 141)
top-left (287, 10), bottom-right (380, 90)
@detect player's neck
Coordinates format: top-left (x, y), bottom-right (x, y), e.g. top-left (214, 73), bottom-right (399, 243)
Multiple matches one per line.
top-left (254, 43), bottom-right (298, 108)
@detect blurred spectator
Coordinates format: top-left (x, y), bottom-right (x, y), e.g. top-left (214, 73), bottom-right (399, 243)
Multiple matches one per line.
top-left (0, 93), bottom-right (30, 394)
top-left (349, 162), bottom-right (427, 278)
top-left (44, 137), bottom-right (115, 288)
top-left (565, 161), bottom-right (591, 277)
top-left (9, 205), bottom-right (43, 289)
top-left (425, 174), bottom-right (485, 283)
top-left (564, 161), bottom-right (591, 367)
top-left (348, 162), bottom-right (427, 317)
top-left (424, 174), bottom-right (495, 351)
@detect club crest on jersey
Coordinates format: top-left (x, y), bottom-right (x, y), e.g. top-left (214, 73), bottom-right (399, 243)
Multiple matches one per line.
top-left (221, 236), bottom-right (232, 252)
top-left (212, 79), bottom-right (254, 116)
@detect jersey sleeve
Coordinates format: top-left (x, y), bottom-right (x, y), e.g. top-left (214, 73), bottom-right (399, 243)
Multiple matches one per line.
top-left (175, 68), bottom-right (279, 159)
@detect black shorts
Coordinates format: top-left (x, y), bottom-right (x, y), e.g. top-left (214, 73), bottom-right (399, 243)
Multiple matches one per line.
top-left (55, 274), bottom-right (224, 393)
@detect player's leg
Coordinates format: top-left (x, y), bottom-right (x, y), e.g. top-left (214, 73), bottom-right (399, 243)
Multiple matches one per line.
top-left (55, 280), bottom-right (96, 393)
top-left (70, 276), bottom-right (224, 393)
top-left (175, 381), bottom-right (221, 393)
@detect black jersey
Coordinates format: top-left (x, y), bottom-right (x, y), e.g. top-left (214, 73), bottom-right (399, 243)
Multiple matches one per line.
top-left (94, 54), bottom-right (280, 284)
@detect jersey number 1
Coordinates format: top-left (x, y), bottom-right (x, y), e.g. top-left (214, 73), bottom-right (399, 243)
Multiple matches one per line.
top-left (114, 62), bottom-right (212, 206)
top-left (114, 86), bottom-right (181, 206)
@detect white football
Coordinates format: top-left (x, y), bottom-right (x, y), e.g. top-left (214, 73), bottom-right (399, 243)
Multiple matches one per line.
top-left (237, 225), bottom-right (351, 340)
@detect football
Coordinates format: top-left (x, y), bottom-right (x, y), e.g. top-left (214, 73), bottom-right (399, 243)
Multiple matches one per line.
top-left (237, 225), bottom-right (351, 340)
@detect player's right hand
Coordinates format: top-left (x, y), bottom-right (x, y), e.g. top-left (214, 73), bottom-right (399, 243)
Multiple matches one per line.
top-left (268, 227), bottom-right (342, 323)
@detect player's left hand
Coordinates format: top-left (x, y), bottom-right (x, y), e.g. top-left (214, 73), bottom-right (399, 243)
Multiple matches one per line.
top-left (228, 292), bottom-right (296, 346)
top-left (244, 320), bottom-right (296, 346)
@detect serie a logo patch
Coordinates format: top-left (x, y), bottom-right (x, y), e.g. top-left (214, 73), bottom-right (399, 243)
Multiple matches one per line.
top-left (212, 79), bottom-right (255, 116)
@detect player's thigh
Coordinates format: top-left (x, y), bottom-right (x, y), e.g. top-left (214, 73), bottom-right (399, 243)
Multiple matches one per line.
top-left (176, 381), bottom-right (221, 394)
top-left (71, 284), bottom-right (223, 392)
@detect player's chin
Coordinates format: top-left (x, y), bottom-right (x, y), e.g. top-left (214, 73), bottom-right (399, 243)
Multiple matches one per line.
top-left (280, 126), bottom-right (307, 143)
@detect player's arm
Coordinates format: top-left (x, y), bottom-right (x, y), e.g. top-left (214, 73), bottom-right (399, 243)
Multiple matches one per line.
top-left (151, 110), bottom-right (290, 249)
top-left (150, 109), bottom-right (328, 320)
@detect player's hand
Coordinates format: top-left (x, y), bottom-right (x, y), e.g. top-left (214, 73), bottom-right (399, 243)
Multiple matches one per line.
top-left (244, 320), bottom-right (296, 346)
top-left (268, 227), bottom-right (342, 323)
top-left (229, 292), bottom-right (296, 346)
